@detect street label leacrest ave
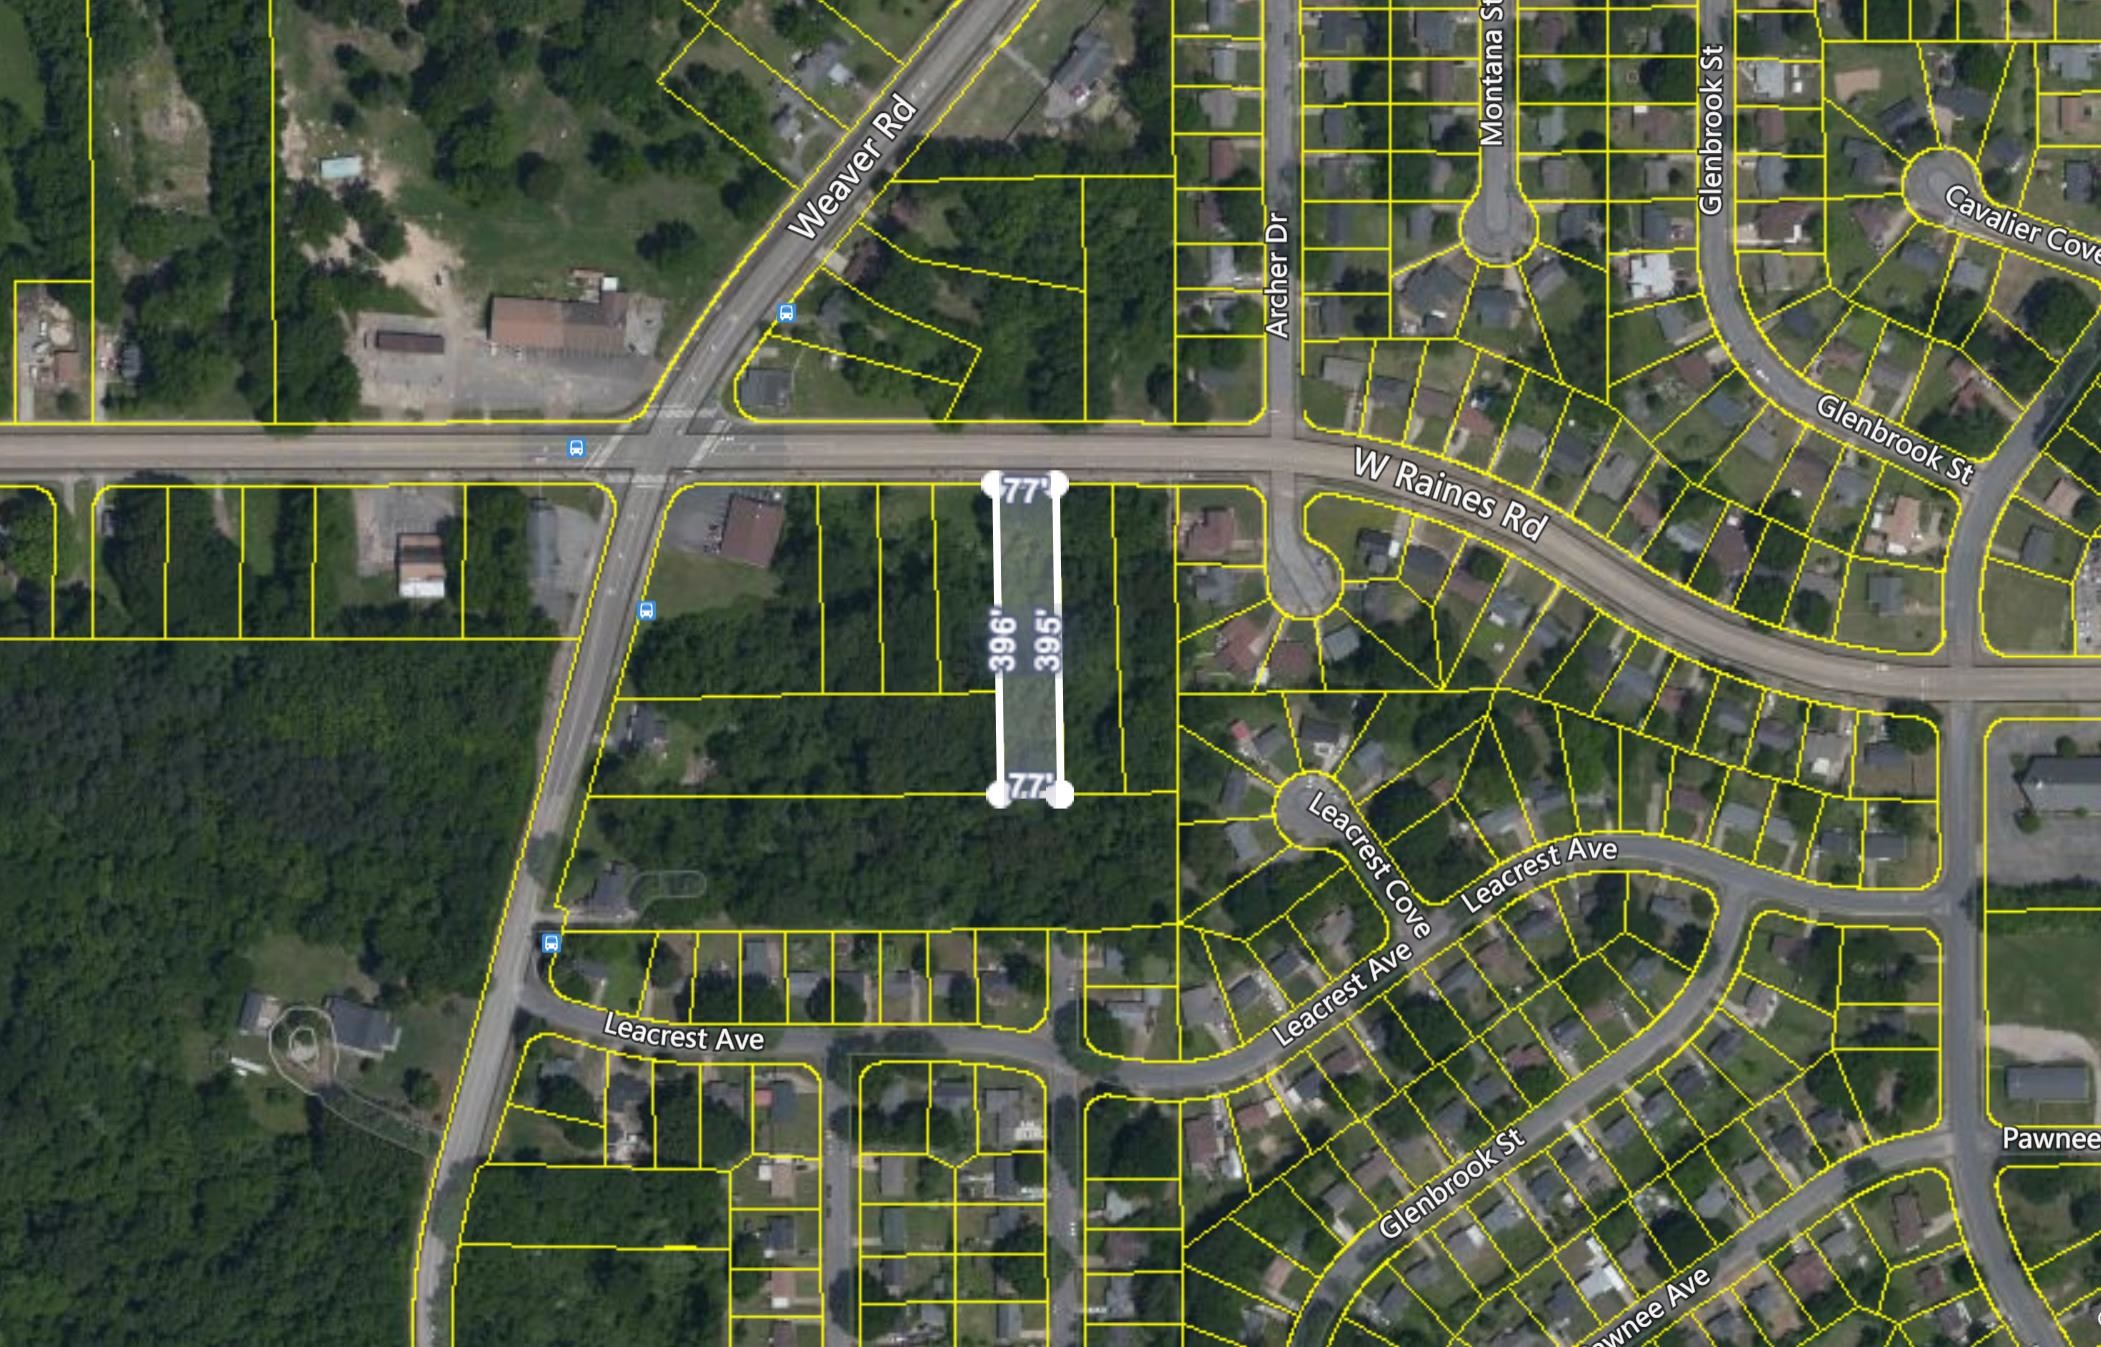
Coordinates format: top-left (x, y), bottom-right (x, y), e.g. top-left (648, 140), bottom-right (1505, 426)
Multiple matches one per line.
top-left (601, 1011), bottom-right (767, 1053)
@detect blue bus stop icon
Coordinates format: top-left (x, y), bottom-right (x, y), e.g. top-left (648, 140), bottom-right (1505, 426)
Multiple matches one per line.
top-left (638, 600), bottom-right (657, 621)
top-left (776, 302), bottom-right (797, 323)
top-left (539, 931), bottom-right (562, 955)
top-left (566, 437), bottom-right (586, 458)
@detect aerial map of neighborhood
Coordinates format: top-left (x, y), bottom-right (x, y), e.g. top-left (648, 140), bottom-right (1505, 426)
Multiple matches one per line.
top-left (21, 0), bottom-right (2101, 1344)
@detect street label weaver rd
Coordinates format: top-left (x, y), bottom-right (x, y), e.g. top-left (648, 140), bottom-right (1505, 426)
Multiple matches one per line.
top-left (781, 93), bottom-right (920, 240)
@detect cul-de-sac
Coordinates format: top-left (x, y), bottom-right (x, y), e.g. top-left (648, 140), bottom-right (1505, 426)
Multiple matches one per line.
top-left (12, 0), bottom-right (2101, 1345)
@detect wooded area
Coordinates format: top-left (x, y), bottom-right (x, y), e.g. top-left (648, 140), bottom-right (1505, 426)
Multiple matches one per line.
top-left (0, 637), bottom-right (552, 1340)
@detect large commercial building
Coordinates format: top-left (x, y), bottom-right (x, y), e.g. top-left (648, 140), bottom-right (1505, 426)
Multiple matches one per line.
top-left (488, 292), bottom-right (631, 356)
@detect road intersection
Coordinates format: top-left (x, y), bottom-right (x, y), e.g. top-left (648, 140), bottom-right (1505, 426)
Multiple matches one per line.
top-left (5, 3), bottom-right (2097, 1345)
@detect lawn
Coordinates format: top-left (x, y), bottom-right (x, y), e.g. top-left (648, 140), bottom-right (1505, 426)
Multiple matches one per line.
top-left (646, 544), bottom-right (784, 613)
top-left (247, 931), bottom-right (367, 1004)
top-left (1982, 560), bottom-right (2071, 653)
top-left (93, 18), bottom-right (210, 217)
top-left (833, 0), bottom-right (957, 58)
top-left (277, 6), bottom-right (770, 355)
top-left (0, 2), bottom-right (46, 124)
top-left (1988, 910), bottom-right (2101, 1052)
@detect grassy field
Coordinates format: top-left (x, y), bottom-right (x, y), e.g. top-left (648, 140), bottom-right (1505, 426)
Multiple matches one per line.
top-left (1989, 910), bottom-right (2101, 1048)
top-left (0, 3), bottom-right (46, 124)
top-left (646, 546), bottom-right (782, 614)
top-left (276, 7), bottom-right (761, 352)
top-left (247, 931), bottom-right (369, 1004)
top-left (1983, 561), bottom-right (2072, 652)
top-left (93, 19), bottom-right (210, 218)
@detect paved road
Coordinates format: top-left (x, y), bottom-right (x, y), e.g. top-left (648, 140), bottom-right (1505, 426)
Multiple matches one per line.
top-left (1687, 21), bottom-right (2070, 1329)
top-left (1264, 0), bottom-right (1297, 436)
top-left (403, 0), bottom-right (1049, 1335)
top-left (1458, 1), bottom-right (1533, 265)
top-left (25, 419), bottom-right (2101, 692)
top-left (409, 474), bottom-right (667, 1347)
top-left (1898, 148), bottom-right (2101, 669)
top-left (1905, 150), bottom-right (2101, 286)
top-left (1693, 1), bottom-right (1985, 496)
top-left (1, 0), bottom-right (2073, 1338)
top-left (514, 820), bottom-right (1973, 1345)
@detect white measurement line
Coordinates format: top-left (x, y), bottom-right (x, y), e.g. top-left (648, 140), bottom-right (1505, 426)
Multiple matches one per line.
top-left (1047, 471), bottom-right (1072, 809)
top-left (984, 470), bottom-right (1009, 808)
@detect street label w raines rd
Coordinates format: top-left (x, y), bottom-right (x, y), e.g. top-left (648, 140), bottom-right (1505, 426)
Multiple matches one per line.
top-left (1352, 446), bottom-right (1550, 541)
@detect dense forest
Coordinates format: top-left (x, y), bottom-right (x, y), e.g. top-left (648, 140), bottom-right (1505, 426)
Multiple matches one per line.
top-left (0, 0), bottom-right (91, 312)
top-left (590, 793), bottom-right (1176, 927)
top-left (603, 485), bottom-right (1181, 926)
top-left (95, 482), bottom-right (558, 638)
top-left (0, 637), bottom-right (553, 1341)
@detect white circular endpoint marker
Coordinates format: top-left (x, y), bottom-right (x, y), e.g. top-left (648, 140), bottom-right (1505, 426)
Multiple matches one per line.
top-left (1047, 780), bottom-right (1075, 809)
top-left (986, 780), bottom-right (1012, 809)
top-left (1048, 471), bottom-right (1070, 497)
top-left (981, 470), bottom-right (1004, 498)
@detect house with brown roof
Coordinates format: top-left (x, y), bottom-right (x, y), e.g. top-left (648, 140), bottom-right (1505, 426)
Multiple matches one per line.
top-left (721, 494), bottom-right (786, 569)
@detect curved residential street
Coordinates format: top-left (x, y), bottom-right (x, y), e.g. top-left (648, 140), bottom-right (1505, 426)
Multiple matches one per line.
top-left (0, 0), bottom-right (2085, 1341)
